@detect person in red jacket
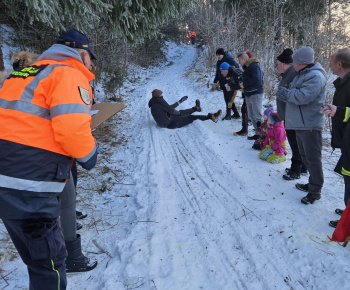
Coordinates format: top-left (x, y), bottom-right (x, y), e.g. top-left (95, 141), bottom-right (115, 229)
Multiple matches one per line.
top-left (0, 29), bottom-right (99, 290)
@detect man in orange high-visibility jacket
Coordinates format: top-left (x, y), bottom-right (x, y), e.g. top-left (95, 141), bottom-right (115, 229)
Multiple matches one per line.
top-left (0, 29), bottom-right (99, 290)
top-left (189, 31), bottom-right (196, 44)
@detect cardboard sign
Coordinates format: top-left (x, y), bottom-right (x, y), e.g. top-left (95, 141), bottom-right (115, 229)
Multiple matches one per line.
top-left (91, 103), bottom-right (126, 129)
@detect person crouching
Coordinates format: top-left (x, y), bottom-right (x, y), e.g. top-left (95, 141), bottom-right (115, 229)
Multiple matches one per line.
top-left (148, 89), bottom-right (221, 129)
top-left (259, 112), bottom-right (287, 163)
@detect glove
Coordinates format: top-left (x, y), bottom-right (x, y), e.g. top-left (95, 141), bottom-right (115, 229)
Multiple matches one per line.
top-left (260, 148), bottom-right (273, 160)
top-left (179, 96), bottom-right (188, 103)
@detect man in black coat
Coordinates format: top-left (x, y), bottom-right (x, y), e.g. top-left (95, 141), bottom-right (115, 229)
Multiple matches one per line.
top-left (148, 89), bottom-right (221, 129)
top-left (213, 48), bottom-right (240, 120)
top-left (321, 48), bottom-right (350, 227)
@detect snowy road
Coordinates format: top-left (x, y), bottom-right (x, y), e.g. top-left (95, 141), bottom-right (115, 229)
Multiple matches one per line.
top-left (1, 43), bottom-right (350, 290)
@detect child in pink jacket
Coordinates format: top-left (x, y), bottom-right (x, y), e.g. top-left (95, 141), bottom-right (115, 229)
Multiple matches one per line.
top-left (259, 112), bottom-right (287, 163)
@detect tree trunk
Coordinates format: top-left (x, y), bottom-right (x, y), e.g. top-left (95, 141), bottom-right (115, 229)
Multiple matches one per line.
top-left (0, 45), bottom-right (5, 71)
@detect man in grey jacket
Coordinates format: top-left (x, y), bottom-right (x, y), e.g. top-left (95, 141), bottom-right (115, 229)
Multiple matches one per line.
top-left (276, 48), bottom-right (307, 181)
top-left (277, 46), bottom-right (326, 204)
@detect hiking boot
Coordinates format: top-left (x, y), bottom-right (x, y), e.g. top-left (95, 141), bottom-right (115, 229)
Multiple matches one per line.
top-left (329, 220), bottom-right (339, 228)
top-left (295, 183), bottom-right (309, 192)
top-left (283, 171), bottom-right (301, 181)
top-left (195, 99), bottom-right (202, 112)
top-left (335, 208), bottom-right (344, 216)
top-left (247, 134), bottom-right (259, 140)
top-left (65, 234), bottom-right (98, 273)
top-left (77, 222), bottom-right (83, 231)
top-left (76, 210), bottom-right (87, 220)
top-left (210, 110), bottom-right (222, 123)
top-left (234, 130), bottom-right (248, 136)
top-left (301, 193), bottom-right (320, 205)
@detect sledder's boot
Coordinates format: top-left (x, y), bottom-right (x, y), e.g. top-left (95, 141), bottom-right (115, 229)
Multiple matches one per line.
top-left (329, 220), bottom-right (339, 228)
top-left (210, 110), bottom-right (222, 123)
top-left (283, 170), bottom-right (300, 181)
top-left (76, 222), bottom-right (83, 231)
top-left (65, 234), bottom-right (98, 273)
top-left (195, 99), bottom-right (202, 112)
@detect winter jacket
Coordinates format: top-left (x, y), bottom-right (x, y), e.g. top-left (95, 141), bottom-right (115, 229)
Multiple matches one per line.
top-left (331, 71), bottom-right (350, 149)
top-left (253, 120), bottom-right (269, 150)
top-left (148, 97), bottom-right (180, 128)
top-left (276, 65), bottom-right (298, 120)
top-left (262, 121), bottom-right (287, 157)
top-left (0, 44), bottom-right (98, 219)
top-left (242, 57), bottom-right (264, 97)
top-left (276, 63), bottom-right (326, 131)
top-left (225, 66), bottom-right (243, 92)
top-left (334, 107), bottom-right (350, 176)
top-left (213, 53), bottom-right (239, 90)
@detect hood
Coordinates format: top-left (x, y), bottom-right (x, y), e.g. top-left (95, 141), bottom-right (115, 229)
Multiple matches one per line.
top-left (245, 57), bottom-right (260, 67)
top-left (300, 62), bottom-right (326, 78)
top-left (37, 44), bottom-right (94, 82)
top-left (148, 96), bottom-right (163, 108)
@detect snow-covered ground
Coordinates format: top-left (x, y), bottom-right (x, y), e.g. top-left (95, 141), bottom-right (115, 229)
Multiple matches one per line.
top-left (1, 41), bottom-right (349, 290)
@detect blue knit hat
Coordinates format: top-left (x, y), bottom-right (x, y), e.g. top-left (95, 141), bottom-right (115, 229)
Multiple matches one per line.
top-left (220, 62), bottom-right (230, 71)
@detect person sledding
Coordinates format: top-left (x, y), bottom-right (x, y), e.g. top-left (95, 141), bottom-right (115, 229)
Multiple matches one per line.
top-left (259, 112), bottom-right (287, 163)
top-left (148, 89), bottom-right (221, 129)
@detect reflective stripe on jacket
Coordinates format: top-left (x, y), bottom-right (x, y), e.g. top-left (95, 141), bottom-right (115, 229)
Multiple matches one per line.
top-left (0, 44), bottom-right (97, 219)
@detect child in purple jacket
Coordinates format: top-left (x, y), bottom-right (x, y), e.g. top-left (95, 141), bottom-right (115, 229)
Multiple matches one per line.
top-left (259, 112), bottom-right (287, 163)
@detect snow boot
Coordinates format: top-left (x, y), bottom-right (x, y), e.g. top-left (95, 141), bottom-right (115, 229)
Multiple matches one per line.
top-left (295, 183), bottom-right (309, 192)
top-left (335, 208), bottom-right (344, 216)
top-left (247, 134), bottom-right (259, 140)
top-left (283, 170), bottom-right (301, 181)
top-left (329, 220), bottom-right (339, 228)
top-left (76, 210), bottom-right (87, 220)
top-left (76, 222), bottom-right (83, 231)
top-left (65, 234), bottom-right (98, 273)
top-left (210, 110), bottom-right (222, 123)
top-left (222, 108), bottom-right (232, 120)
top-left (234, 129), bottom-right (248, 136)
top-left (195, 99), bottom-right (202, 112)
top-left (301, 193), bottom-right (320, 205)
top-left (232, 104), bottom-right (240, 119)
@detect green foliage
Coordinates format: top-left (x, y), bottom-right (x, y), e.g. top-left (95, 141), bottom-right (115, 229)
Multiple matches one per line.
top-left (101, 66), bottom-right (127, 99)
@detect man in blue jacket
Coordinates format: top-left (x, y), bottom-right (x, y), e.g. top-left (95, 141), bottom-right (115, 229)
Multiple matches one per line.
top-left (238, 52), bottom-right (264, 140)
top-left (213, 48), bottom-right (240, 120)
top-left (277, 46), bottom-right (326, 204)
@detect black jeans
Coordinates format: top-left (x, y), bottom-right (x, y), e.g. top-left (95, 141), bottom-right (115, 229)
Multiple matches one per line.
top-left (286, 129), bottom-right (307, 174)
top-left (168, 108), bottom-right (210, 129)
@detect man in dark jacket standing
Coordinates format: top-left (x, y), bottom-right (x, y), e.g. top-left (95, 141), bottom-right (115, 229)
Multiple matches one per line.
top-left (149, 89), bottom-right (221, 128)
top-left (321, 48), bottom-right (350, 227)
top-left (238, 52), bottom-right (264, 140)
top-left (275, 48), bottom-right (307, 180)
top-left (213, 48), bottom-right (240, 120)
top-left (277, 46), bottom-right (326, 205)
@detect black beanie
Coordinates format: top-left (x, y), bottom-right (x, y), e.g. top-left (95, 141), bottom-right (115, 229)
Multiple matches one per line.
top-left (277, 48), bottom-right (293, 64)
top-left (216, 48), bottom-right (225, 55)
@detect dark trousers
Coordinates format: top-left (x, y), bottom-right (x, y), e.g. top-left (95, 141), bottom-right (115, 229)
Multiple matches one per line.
top-left (60, 173), bottom-right (77, 241)
top-left (286, 129), bottom-right (307, 174)
top-left (296, 130), bottom-right (324, 195)
top-left (2, 218), bottom-right (67, 290)
top-left (345, 175), bottom-right (350, 206)
top-left (241, 96), bottom-right (248, 132)
top-left (223, 90), bottom-right (239, 116)
top-left (168, 108), bottom-right (210, 129)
